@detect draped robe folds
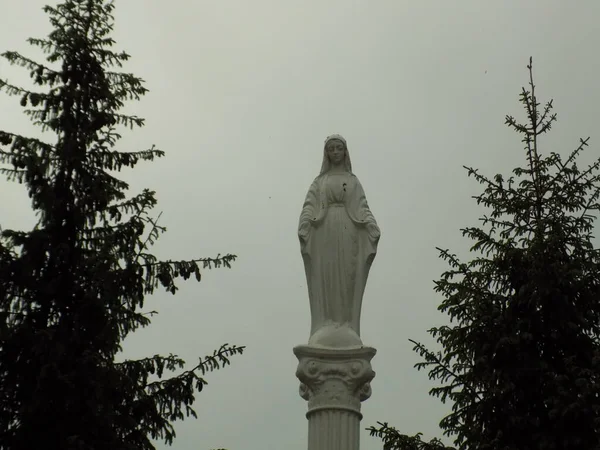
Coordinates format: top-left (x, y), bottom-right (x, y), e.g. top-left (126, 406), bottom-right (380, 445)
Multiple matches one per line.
top-left (298, 172), bottom-right (380, 342)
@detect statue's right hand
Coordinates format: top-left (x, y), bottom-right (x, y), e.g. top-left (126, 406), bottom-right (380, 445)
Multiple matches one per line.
top-left (298, 221), bottom-right (311, 241)
top-left (299, 231), bottom-right (308, 242)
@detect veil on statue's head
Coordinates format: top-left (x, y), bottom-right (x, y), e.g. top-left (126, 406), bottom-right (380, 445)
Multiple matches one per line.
top-left (320, 134), bottom-right (353, 175)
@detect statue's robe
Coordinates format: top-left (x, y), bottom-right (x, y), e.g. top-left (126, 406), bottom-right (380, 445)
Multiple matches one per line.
top-left (299, 172), bottom-right (380, 342)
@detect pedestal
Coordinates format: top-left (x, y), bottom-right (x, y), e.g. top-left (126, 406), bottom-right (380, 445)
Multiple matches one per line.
top-left (294, 345), bottom-right (376, 450)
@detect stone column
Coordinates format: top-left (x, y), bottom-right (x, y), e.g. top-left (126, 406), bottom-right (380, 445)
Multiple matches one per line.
top-left (294, 345), bottom-right (376, 450)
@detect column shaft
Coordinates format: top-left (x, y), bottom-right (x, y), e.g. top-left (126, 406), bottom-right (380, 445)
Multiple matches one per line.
top-left (308, 409), bottom-right (361, 450)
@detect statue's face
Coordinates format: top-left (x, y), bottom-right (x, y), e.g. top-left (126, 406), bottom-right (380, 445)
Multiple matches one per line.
top-left (326, 140), bottom-right (346, 165)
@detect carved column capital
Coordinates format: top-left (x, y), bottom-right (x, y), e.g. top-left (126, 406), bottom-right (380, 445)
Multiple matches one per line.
top-left (294, 345), bottom-right (376, 418)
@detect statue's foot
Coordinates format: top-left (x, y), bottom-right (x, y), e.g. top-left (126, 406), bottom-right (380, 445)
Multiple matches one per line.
top-left (308, 323), bottom-right (363, 349)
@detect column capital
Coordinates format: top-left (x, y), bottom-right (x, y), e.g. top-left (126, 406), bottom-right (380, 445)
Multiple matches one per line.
top-left (294, 345), bottom-right (376, 418)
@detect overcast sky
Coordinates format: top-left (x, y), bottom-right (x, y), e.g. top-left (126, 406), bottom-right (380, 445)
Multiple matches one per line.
top-left (2, 1), bottom-right (600, 449)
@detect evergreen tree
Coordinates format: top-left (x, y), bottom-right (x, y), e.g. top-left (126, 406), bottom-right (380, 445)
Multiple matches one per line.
top-left (0, 1), bottom-right (243, 449)
top-left (370, 59), bottom-right (600, 450)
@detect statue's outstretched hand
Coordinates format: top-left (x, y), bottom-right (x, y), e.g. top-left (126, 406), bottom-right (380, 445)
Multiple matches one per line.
top-left (366, 222), bottom-right (381, 239)
top-left (299, 222), bottom-right (311, 241)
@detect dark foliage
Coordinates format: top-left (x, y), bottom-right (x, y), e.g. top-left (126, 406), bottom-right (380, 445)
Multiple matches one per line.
top-left (370, 59), bottom-right (600, 450)
top-left (0, 1), bottom-right (243, 449)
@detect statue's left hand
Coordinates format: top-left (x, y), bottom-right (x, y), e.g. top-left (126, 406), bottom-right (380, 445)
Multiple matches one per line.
top-left (366, 222), bottom-right (380, 239)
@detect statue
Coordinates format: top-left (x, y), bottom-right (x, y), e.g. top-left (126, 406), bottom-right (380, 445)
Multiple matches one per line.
top-left (298, 134), bottom-right (381, 348)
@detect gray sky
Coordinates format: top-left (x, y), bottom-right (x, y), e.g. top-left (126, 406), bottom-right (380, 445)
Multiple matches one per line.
top-left (2, 1), bottom-right (600, 449)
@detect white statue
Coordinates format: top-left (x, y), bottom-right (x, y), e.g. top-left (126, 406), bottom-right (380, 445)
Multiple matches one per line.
top-left (298, 134), bottom-right (381, 348)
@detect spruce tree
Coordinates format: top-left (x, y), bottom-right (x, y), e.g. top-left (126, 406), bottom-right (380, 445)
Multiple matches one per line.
top-left (0, 1), bottom-right (243, 449)
top-left (370, 59), bottom-right (600, 450)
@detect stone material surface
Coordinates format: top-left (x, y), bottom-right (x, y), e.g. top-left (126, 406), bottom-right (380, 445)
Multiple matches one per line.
top-left (298, 134), bottom-right (380, 347)
top-left (308, 409), bottom-right (360, 450)
top-left (295, 346), bottom-right (376, 416)
top-left (295, 135), bottom-right (380, 450)
top-left (294, 346), bottom-right (376, 450)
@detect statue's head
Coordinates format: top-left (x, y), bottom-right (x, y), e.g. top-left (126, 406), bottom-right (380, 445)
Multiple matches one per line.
top-left (320, 134), bottom-right (352, 175)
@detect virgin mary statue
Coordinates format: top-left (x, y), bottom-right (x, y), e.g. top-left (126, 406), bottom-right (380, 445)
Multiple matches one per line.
top-left (298, 134), bottom-right (381, 348)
